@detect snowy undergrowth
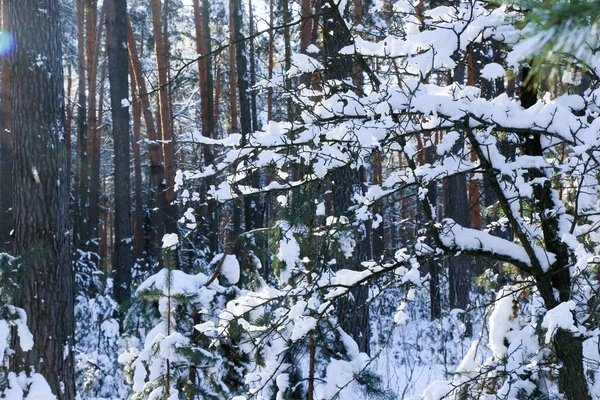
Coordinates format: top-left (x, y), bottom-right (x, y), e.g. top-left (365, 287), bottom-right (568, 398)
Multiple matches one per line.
top-left (0, 253), bottom-right (57, 400)
top-left (371, 270), bottom-right (487, 399)
top-left (75, 279), bottom-right (125, 400)
top-left (370, 268), bottom-right (591, 400)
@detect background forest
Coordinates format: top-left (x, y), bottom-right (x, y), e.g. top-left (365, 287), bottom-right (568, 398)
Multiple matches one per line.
top-left (1, 0), bottom-right (600, 399)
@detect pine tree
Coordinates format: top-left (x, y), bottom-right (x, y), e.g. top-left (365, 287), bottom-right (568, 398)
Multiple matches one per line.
top-left (8, 0), bottom-right (74, 396)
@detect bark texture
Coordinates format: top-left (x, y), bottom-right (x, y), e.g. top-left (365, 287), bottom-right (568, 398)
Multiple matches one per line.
top-left (106, 0), bottom-right (133, 304)
top-left (76, 0), bottom-right (89, 252)
top-left (8, 0), bottom-right (74, 397)
top-left (0, 0), bottom-right (11, 252)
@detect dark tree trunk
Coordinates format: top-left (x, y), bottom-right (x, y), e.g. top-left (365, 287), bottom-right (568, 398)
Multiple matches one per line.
top-left (127, 18), bottom-right (167, 261)
top-left (267, 0), bottom-right (273, 121)
top-left (444, 53), bottom-right (471, 322)
top-left (151, 0), bottom-right (177, 236)
top-left (8, 0), bottom-right (74, 397)
top-left (106, 0), bottom-right (133, 305)
top-left (95, 60), bottom-right (107, 262)
top-left (248, 0), bottom-right (258, 133)
top-left (231, 0), bottom-right (261, 283)
top-left (443, 167), bottom-right (470, 312)
top-left (424, 143), bottom-right (441, 320)
top-left (130, 62), bottom-right (144, 263)
top-left (87, 0), bottom-right (103, 259)
top-left (372, 149), bottom-right (384, 259)
top-left (76, 0), bottom-right (89, 253)
top-left (330, 167), bottom-right (371, 354)
top-left (231, 0), bottom-right (257, 226)
top-left (0, 0), bottom-right (11, 252)
top-left (322, 0), bottom-right (370, 353)
top-left (299, 0), bottom-right (312, 89)
top-left (519, 66), bottom-right (590, 400)
top-left (193, 0), bottom-right (218, 255)
top-left (227, 0), bottom-right (242, 262)
top-left (280, 0), bottom-right (293, 118)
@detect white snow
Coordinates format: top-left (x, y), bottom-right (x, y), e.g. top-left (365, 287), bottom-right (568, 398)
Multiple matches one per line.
top-left (488, 287), bottom-right (518, 358)
top-left (480, 62), bottom-right (505, 80)
top-left (161, 233), bottom-right (179, 249)
top-left (542, 301), bottom-right (578, 344)
top-left (219, 254), bottom-right (240, 285)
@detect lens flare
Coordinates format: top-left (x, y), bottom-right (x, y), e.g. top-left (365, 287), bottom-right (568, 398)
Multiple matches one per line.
top-left (0, 31), bottom-right (15, 56)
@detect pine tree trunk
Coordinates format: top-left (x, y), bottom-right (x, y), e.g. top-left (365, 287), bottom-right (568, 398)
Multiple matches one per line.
top-left (281, 0), bottom-right (293, 117)
top-left (519, 66), bottom-right (590, 400)
top-left (106, 0), bottom-right (133, 305)
top-left (193, 0), bottom-right (218, 254)
top-left (0, 0), bottom-right (11, 252)
top-left (127, 18), bottom-right (167, 261)
top-left (130, 62), bottom-right (144, 263)
top-left (443, 170), bottom-right (470, 311)
top-left (96, 59), bottom-right (107, 262)
top-left (76, 0), bottom-right (89, 252)
top-left (151, 0), bottom-right (176, 233)
top-left (330, 167), bottom-right (371, 354)
top-left (87, 0), bottom-right (103, 259)
top-left (8, 0), bottom-right (75, 397)
top-left (322, 0), bottom-right (370, 353)
top-left (248, 0), bottom-right (258, 133)
top-left (232, 0), bottom-right (261, 282)
top-left (228, 0), bottom-right (242, 260)
top-left (65, 65), bottom-right (73, 188)
top-left (444, 53), bottom-right (471, 320)
top-left (267, 0), bottom-right (274, 120)
top-left (424, 141), bottom-right (441, 320)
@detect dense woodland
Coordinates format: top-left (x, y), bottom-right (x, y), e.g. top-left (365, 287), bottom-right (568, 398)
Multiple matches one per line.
top-left (1, 0), bottom-right (600, 399)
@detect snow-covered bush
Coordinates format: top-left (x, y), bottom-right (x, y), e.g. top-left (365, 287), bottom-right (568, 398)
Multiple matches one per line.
top-left (119, 234), bottom-right (243, 399)
top-left (75, 278), bottom-right (124, 399)
top-left (0, 253), bottom-right (57, 400)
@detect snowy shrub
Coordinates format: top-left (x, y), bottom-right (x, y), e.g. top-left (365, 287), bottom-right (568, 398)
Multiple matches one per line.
top-left (0, 253), bottom-right (57, 400)
top-left (75, 278), bottom-right (124, 399)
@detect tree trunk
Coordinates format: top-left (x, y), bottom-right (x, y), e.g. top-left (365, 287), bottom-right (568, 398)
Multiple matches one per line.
top-left (87, 0), bottom-right (104, 259)
top-left (8, 0), bottom-right (74, 397)
top-left (519, 66), bottom-right (590, 400)
top-left (76, 0), bottom-right (89, 253)
top-left (106, 0), bottom-right (133, 305)
top-left (424, 141), bottom-right (440, 320)
top-left (322, 0), bottom-right (370, 353)
top-left (227, 0), bottom-right (238, 135)
top-left (193, 0), bottom-right (218, 255)
top-left (330, 167), bottom-right (371, 354)
top-left (214, 56), bottom-right (221, 133)
top-left (248, 0), bottom-right (258, 133)
top-left (227, 0), bottom-right (242, 261)
top-left (299, 0), bottom-right (312, 58)
top-left (281, 0), bottom-right (293, 117)
top-left (151, 0), bottom-right (176, 233)
top-left (267, 0), bottom-right (274, 120)
top-left (127, 17), bottom-right (167, 260)
top-left (0, 0), bottom-right (11, 252)
top-left (65, 65), bottom-right (73, 189)
top-left (443, 169), bottom-right (470, 311)
top-left (130, 61), bottom-right (144, 263)
top-left (232, 0), bottom-right (261, 284)
top-left (96, 58), bottom-right (107, 263)
top-left (444, 53), bottom-right (471, 321)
